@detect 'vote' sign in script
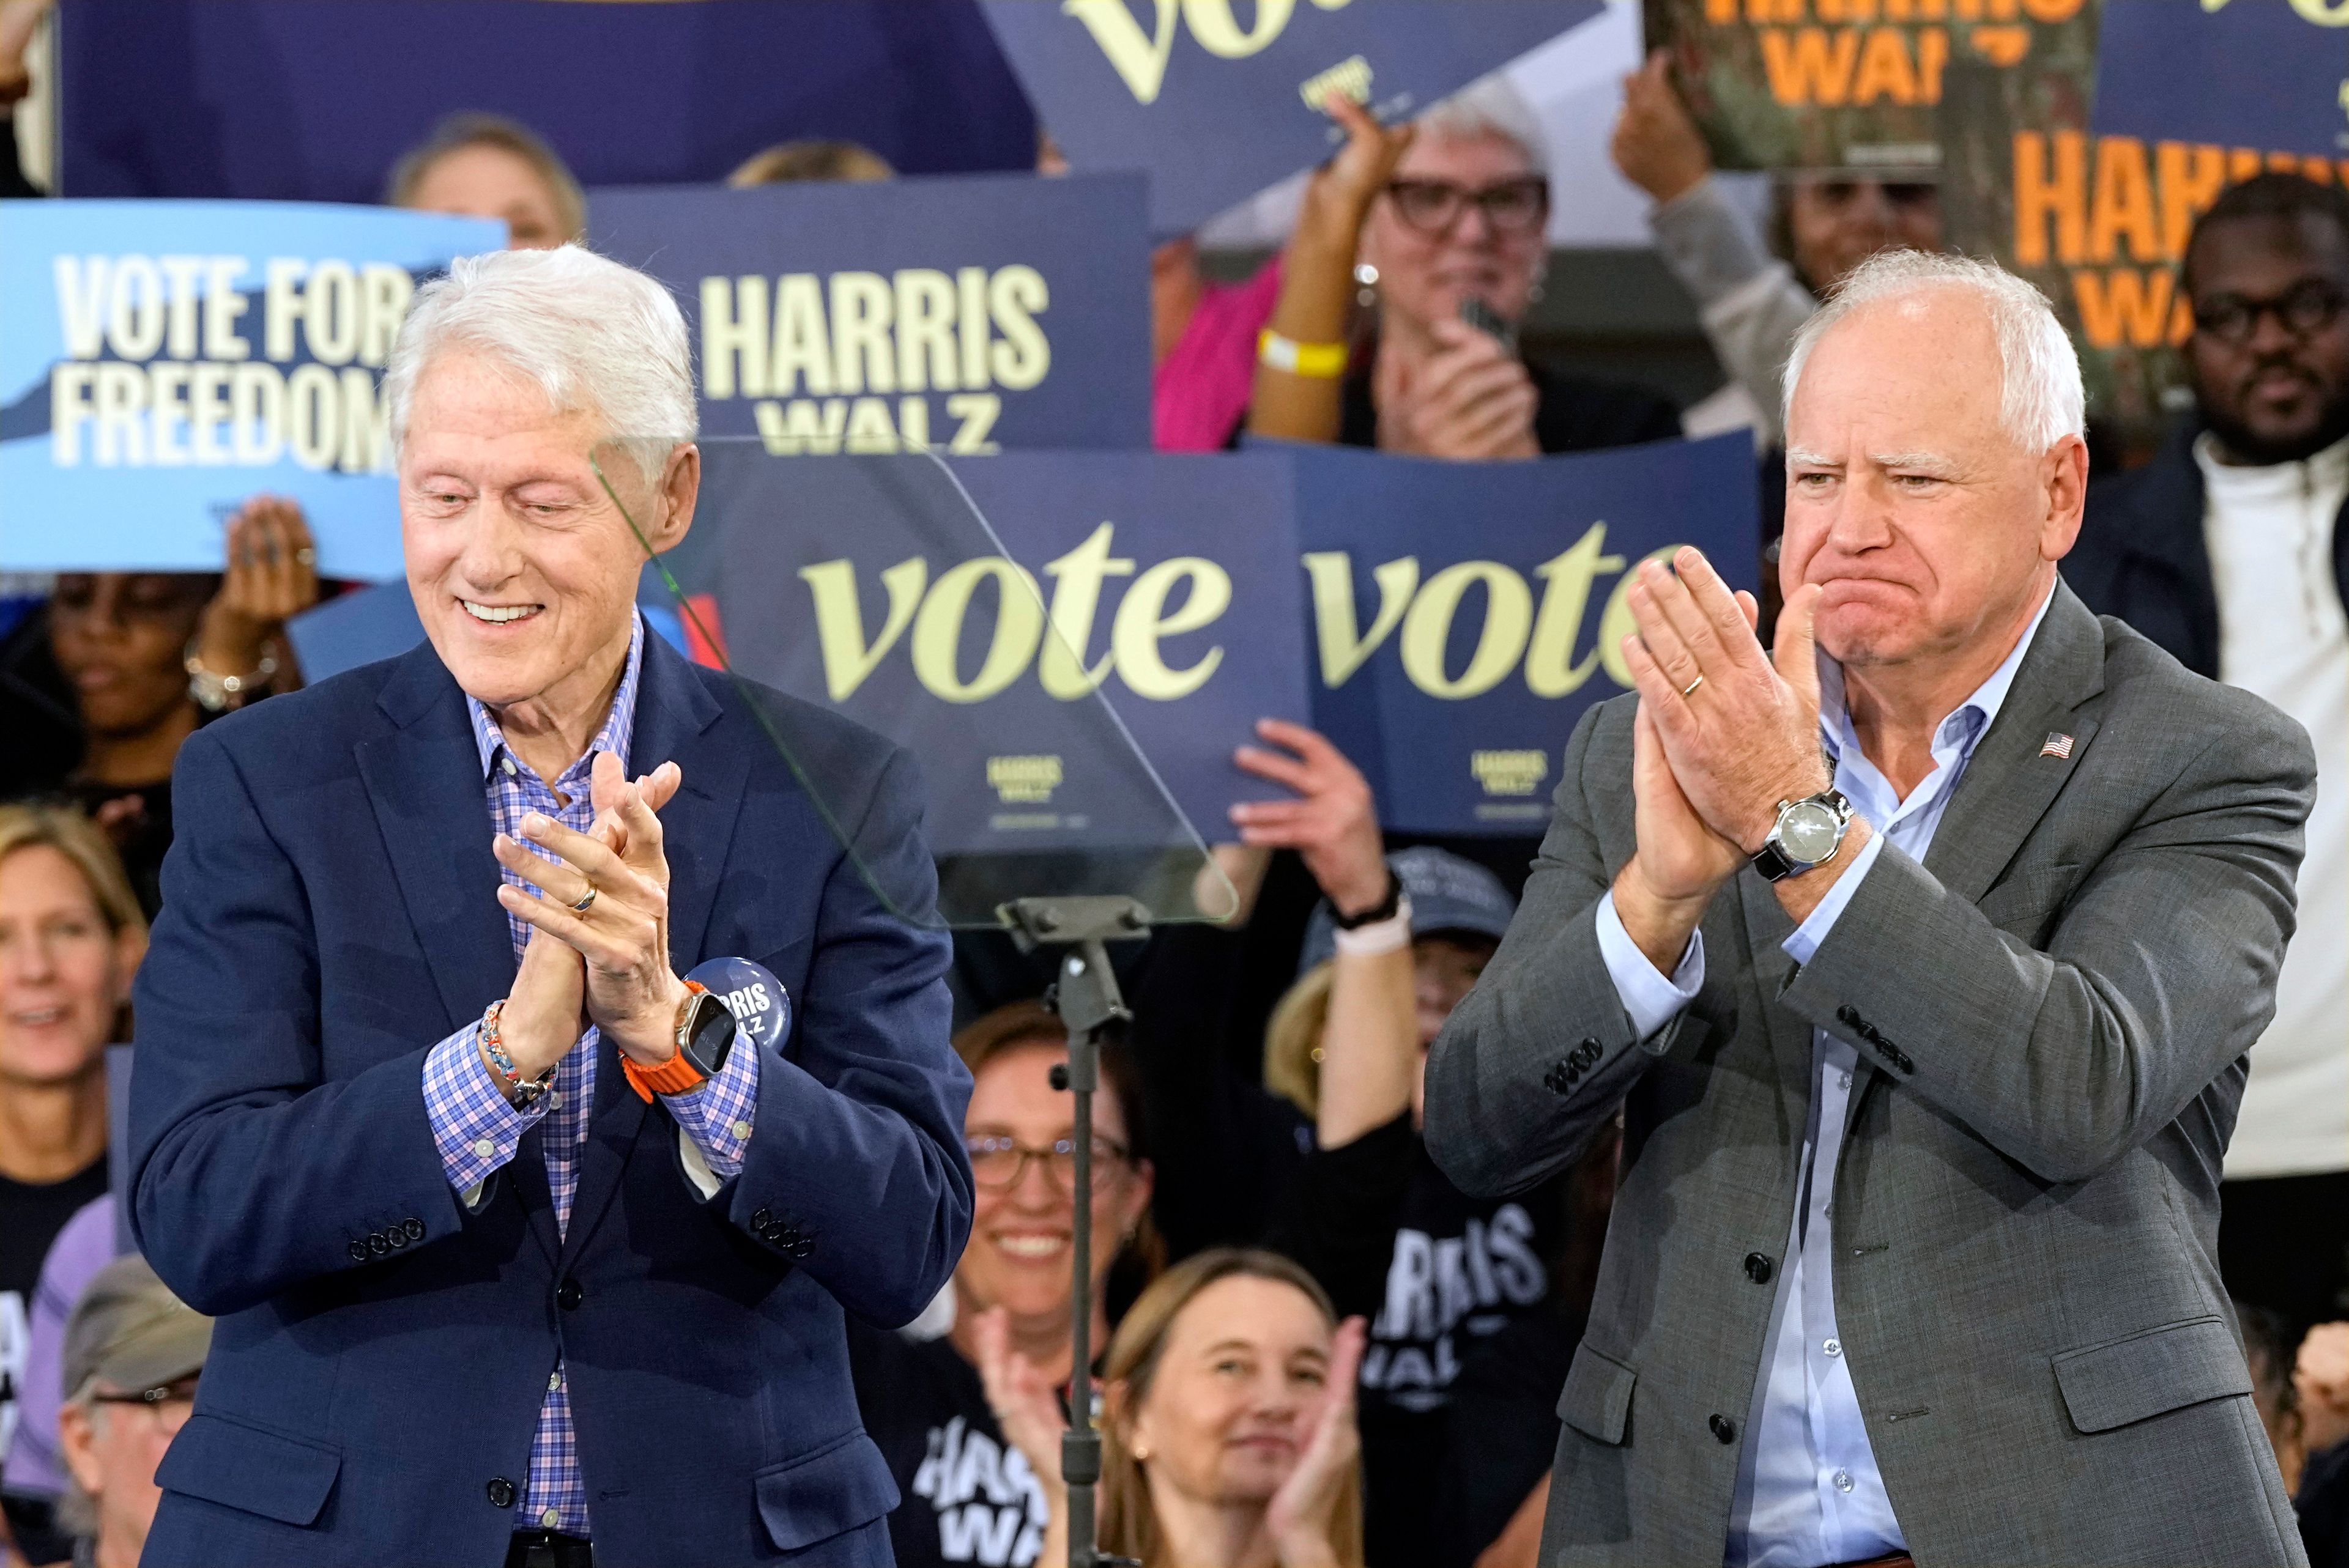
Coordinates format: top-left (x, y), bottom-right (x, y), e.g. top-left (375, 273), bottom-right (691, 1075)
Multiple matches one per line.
top-left (982, 0), bottom-right (1600, 234)
top-left (0, 201), bottom-right (503, 577)
top-left (1286, 434), bottom-right (1762, 835)
top-left (589, 174), bottom-right (1152, 459)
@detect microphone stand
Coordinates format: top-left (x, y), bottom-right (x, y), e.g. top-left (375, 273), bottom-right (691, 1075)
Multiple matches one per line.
top-left (999, 895), bottom-right (1151, 1568)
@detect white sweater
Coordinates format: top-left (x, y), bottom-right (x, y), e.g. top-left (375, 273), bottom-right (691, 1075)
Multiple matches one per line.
top-left (2197, 431), bottom-right (2349, 1178)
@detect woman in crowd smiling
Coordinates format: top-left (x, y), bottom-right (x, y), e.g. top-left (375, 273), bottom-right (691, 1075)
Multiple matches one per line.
top-left (0, 804), bottom-right (146, 1567)
top-left (985, 1248), bottom-right (1367, 1568)
top-left (851, 1001), bottom-right (1158, 1568)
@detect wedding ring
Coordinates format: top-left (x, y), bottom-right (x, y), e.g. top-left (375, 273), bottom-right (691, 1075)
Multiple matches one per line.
top-left (1680, 675), bottom-right (1705, 698)
top-left (294, 547), bottom-right (317, 566)
top-left (569, 882), bottom-right (598, 914)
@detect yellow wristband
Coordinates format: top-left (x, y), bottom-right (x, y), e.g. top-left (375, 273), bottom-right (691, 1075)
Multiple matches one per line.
top-left (1259, 328), bottom-right (1349, 379)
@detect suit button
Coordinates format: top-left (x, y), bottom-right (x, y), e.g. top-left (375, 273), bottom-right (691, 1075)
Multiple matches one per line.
top-left (403, 1217), bottom-right (425, 1241)
top-left (792, 1238), bottom-right (814, 1260)
top-left (347, 1240), bottom-right (370, 1263)
top-left (751, 1207), bottom-right (773, 1230)
top-left (555, 1279), bottom-right (582, 1311)
top-left (366, 1232), bottom-right (389, 1256)
top-left (1835, 1005), bottom-right (1860, 1026)
top-left (385, 1227), bottom-right (406, 1249)
top-left (486, 1476), bottom-right (517, 1509)
top-left (1709, 1414), bottom-right (1737, 1444)
top-left (1572, 1040), bottom-right (1601, 1068)
top-left (1743, 1252), bottom-right (1773, 1284)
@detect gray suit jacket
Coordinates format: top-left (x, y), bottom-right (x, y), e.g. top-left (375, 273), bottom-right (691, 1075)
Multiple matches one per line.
top-left (1424, 585), bottom-right (2315, 1567)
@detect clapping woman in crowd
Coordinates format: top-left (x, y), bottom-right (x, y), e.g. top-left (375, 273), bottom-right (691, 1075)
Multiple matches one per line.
top-left (850, 1002), bottom-right (1158, 1568)
top-left (982, 1247), bottom-right (1367, 1568)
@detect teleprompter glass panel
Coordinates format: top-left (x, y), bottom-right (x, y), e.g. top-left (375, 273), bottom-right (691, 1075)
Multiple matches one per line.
top-left (595, 436), bottom-right (1238, 931)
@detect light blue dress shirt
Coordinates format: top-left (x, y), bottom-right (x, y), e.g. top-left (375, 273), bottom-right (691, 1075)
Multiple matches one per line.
top-left (1594, 586), bottom-right (2054, 1567)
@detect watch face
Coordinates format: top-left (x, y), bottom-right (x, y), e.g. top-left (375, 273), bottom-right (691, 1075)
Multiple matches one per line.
top-left (1778, 801), bottom-right (1843, 864)
top-left (683, 991), bottom-right (735, 1076)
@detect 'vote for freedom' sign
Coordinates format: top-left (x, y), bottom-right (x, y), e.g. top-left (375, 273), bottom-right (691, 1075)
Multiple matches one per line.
top-left (983, 0), bottom-right (1601, 234)
top-left (1287, 432), bottom-right (1762, 836)
top-left (588, 174), bottom-right (1152, 460)
top-left (0, 201), bottom-right (504, 578)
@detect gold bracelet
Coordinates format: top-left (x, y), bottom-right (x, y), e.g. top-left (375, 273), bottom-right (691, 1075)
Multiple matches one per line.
top-left (1258, 328), bottom-right (1349, 379)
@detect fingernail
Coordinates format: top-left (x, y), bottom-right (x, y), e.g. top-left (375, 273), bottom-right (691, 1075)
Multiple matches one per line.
top-left (523, 813), bottom-right (546, 832)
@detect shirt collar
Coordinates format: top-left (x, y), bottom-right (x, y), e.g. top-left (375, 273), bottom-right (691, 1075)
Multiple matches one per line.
top-left (467, 611), bottom-right (645, 786)
top-left (1816, 582), bottom-right (2056, 767)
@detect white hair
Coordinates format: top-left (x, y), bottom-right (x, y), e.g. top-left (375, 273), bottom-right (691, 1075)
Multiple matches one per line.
top-left (1782, 250), bottom-right (2084, 449)
top-left (1420, 73), bottom-right (1549, 177)
top-left (384, 245), bottom-right (697, 484)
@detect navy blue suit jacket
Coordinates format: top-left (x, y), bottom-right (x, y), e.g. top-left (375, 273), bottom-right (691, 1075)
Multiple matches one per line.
top-left (128, 630), bottom-right (973, 1567)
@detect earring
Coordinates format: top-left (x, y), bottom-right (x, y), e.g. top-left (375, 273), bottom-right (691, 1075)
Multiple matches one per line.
top-left (1527, 277), bottom-right (1546, 305)
top-left (1132, 1441), bottom-right (1150, 1462)
top-left (1354, 261), bottom-right (1379, 309)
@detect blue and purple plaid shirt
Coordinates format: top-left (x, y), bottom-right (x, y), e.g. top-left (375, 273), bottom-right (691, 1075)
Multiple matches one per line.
top-left (420, 613), bottom-right (760, 1537)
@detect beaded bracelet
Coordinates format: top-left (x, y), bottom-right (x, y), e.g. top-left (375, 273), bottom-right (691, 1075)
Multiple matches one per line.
top-left (481, 999), bottom-right (558, 1108)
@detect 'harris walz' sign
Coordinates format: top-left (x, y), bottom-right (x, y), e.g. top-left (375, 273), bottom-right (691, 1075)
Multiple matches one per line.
top-left (1287, 433), bottom-right (1761, 836)
top-left (0, 201), bottom-right (503, 577)
top-left (1647, 0), bottom-right (2099, 172)
top-left (588, 174), bottom-right (1152, 460)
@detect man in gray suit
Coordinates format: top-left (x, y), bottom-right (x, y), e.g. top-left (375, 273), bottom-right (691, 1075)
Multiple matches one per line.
top-left (1425, 250), bottom-right (2315, 1567)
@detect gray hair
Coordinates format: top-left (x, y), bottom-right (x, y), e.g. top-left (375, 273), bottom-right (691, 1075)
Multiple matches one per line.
top-left (384, 245), bottom-right (697, 486)
top-left (1783, 250), bottom-right (2084, 449)
top-left (1420, 73), bottom-right (1549, 178)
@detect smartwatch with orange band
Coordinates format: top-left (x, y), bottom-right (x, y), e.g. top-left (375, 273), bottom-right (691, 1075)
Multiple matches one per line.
top-left (621, 978), bottom-right (737, 1102)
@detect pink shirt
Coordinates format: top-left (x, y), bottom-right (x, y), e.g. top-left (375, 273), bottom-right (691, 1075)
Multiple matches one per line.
top-left (1152, 254), bottom-right (1283, 452)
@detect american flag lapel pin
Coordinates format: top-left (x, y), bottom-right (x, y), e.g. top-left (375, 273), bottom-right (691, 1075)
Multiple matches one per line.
top-left (2040, 732), bottom-right (2075, 760)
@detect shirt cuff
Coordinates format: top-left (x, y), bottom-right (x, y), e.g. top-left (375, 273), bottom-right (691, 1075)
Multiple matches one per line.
top-left (1780, 830), bottom-right (1887, 966)
top-left (1648, 175), bottom-right (1783, 307)
top-left (1595, 890), bottom-right (1704, 1041)
top-left (662, 1027), bottom-right (758, 1183)
top-left (423, 1023), bottom-right (551, 1194)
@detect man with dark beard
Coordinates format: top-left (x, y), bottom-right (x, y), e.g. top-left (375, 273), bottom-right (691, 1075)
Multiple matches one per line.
top-left (2071, 172), bottom-right (2349, 1346)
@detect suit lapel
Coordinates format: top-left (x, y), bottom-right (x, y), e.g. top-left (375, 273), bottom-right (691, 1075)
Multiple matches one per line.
top-left (1828, 585), bottom-right (2106, 1147)
top-left (1919, 583), bottom-right (2106, 906)
top-left (1737, 871), bottom-right (1816, 1124)
top-left (355, 644), bottom-right (562, 1267)
top-left (356, 644), bottom-right (515, 1038)
top-left (559, 634), bottom-right (748, 1270)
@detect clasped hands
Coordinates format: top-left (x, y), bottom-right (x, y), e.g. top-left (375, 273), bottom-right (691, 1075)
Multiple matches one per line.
top-left (1612, 548), bottom-right (1844, 972)
top-left (486, 752), bottom-right (688, 1096)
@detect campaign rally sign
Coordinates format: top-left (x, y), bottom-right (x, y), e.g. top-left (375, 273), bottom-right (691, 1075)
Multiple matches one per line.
top-left (589, 174), bottom-right (1152, 457)
top-left (2092, 1), bottom-right (2349, 162)
top-left (1287, 432), bottom-right (1760, 837)
top-left (651, 446), bottom-right (1311, 862)
top-left (0, 201), bottom-right (502, 577)
top-left (1648, 0), bottom-right (2099, 172)
top-left (982, 0), bottom-right (1601, 234)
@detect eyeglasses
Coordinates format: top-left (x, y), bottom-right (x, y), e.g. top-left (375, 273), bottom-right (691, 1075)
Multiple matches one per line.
top-left (2192, 281), bottom-right (2348, 346)
top-left (1800, 179), bottom-right (1937, 212)
top-left (966, 1131), bottom-right (1130, 1192)
top-left (1384, 177), bottom-right (1549, 237)
top-left (90, 1377), bottom-right (199, 1431)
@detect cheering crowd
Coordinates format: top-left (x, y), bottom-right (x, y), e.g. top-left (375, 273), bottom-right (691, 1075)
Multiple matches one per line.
top-left (3, 9), bottom-right (2348, 1568)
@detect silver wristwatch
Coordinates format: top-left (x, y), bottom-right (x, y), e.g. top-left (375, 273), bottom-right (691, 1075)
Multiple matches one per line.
top-left (1751, 790), bottom-right (1854, 882)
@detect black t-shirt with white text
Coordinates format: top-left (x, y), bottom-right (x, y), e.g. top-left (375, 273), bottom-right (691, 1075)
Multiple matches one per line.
top-left (1272, 1115), bottom-right (1567, 1568)
top-left (848, 1320), bottom-right (1048, 1568)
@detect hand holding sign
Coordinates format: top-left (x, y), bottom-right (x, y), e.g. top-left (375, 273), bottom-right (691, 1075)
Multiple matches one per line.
top-left (191, 495), bottom-right (321, 689)
top-left (1230, 719), bottom-right (1389, 917)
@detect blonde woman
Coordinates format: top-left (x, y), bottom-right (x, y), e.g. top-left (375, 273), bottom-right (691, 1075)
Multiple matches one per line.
top-left (0, 803), bottom-right (146, 1564)
top-left (981, 1248), bottom-right (1367, 1568)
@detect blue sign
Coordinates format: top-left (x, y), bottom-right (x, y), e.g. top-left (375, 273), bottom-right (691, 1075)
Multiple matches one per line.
top-left (1286, 434), bottom-right (1761, 837)
top-left (686, 957), bottom-right (792, 1053)
top-left (982, 0), bottom-right (1601, 234)
top-left (589, 174), bottom-right (1152, 457)
top-left (57, 0), bottom-right (1038, 200)
top-left (656, 447), bottom-right (1312, 859)
top-left (2091, 1), bottom-right (2349, 160)
top-left (0, 200), bottom-right (504, 577)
